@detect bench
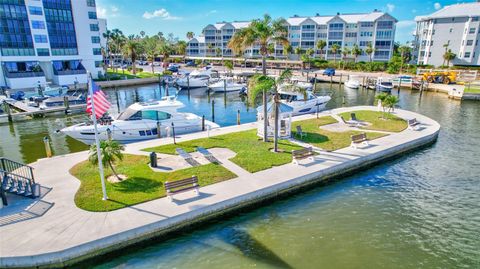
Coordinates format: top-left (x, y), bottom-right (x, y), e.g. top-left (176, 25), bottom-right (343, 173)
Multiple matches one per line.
top-left (408, 118), bottom-right (420, 130)
top-left (292, 147), bottom-right (315, 165)
top-left (295, 125), bottom-right (306, 139)
top-left (176, 148), bottom-right (200, 166)
top-left (164, 176), bottom-right (199, 201)
top-left (350, 133), bottom-right (369, 149)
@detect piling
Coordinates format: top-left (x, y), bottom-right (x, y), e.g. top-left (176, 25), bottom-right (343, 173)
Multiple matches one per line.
top-left (4, 102), bottom-right (12, 122)
top-left (171, 122), bottom-right (176, 144)
top-left (342, 96), bottom-right (346, 105)
top-left (398, 79), bottom-right (402, 95)
top-left (339, 74), bottom-right (343, 89)
top-left (43, 136), bottom-right (52, 158)
top-left (362, 76), bottom-right (366, 89)
top-left (313, 74), bottom-right (318, 91)
top-left (187, 75), bottom-right (190, 90)
top-left (157, 121), bottom-right (162, 138)
top-left (115, 88), bottom-right (120, 113)
top-left (202, 115), bottom-right (205, 131)
top-left (106, 128), bottom-right (112, 140)
top-left (211, 99), bottom-right (215, 122)
top-left (63, 96), bottom-right (70, 114)
top-left (237, 109), bottom-right (241, 125)
top-left (330, 75), bottom-right (333, 85)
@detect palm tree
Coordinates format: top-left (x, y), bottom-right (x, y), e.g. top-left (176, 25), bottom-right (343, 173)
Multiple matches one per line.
top-left (283, 43), bottom-right (293, 59)
top-left (341, 47), bottom-right (350, 68)
top-left (443, 49), bottom-right (456, 67)
top-left (316, 40), bottom-right (327, 59)
top-left (330, 43), bottom-right (341, 64)
top-left (176, 40), bottom-right (187, 59)
top-left (301, 48), bottom-right (314, 69)
top-left (144, 37), bottom-right (159, 73)
top-left (228, 14), bottom-right (289, 142)
top-left (109, 29), bottom-right (125, 72)
top-left (293, 46), bottom-right (302, 60)
top-left (89, 140), bottom-right (125, 181)
top-left (186, 31), bottom-right (194, 40)
top-left (158, 41), bottom-right (173, 70)
top-left (123, 39), bottom-right (142, 74)
top-left (215, 47), bottom-right (222, 57)
top-left (140, 31), bottom-right (146, 38)
top-left (103, 29), bottom-right (113, 70)
top-left (224, 60), bottom-right (234, 75)
top-left (375, 93), bottom-right (399, 119)
top-left (398, 45), bottom-right (411, 74)
top-left (248, 69), bottom-right (307, 152)
top-left (351, 44), bottom-right (362, 63)
top-left (442, 43), bottom-right (450, 66)
top-left (365, 43), bottom-right (375, 62)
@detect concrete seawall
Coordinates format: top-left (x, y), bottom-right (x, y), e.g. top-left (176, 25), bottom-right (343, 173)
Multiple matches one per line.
top-left (96, 77), bottom-right (159, 88)
top-left (0, 107), bottom-right (440, 268)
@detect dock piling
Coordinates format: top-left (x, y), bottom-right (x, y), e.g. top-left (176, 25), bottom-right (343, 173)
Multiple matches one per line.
top-left (211, 99), bottom-right (215, 122)
top-left (314, 74), bottom-right (317, 91)
top-left (63, 96), bottom-right (70, 114)
top-left (171, 122), bottom-right (176, 144)
top-left (237, 109), bottom-right (240, 125)
top-left (157, 121), bottom-right (162, 138)
top-left (202, 115), bottom-right (205, 131)
top-left (3, 102), bottom-right (12, 122)
top-left (43, 136), bottom-right (52, 158)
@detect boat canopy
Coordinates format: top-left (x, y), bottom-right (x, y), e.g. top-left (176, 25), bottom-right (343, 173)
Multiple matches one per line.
top-left (257, 101), bottom-right (294, 114)
top-left (117, 100), bottom-right (184, 120)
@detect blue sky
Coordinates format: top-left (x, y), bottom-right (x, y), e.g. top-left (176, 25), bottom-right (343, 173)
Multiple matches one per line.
top-left (96, 0), bottom-right (476, 43)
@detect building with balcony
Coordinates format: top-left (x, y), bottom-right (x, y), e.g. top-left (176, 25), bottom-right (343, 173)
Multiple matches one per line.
top-left (413, 2), bottom-right (480, 66)
top-left (0, 0), bottom-right (105, 90)
top-left (186, 10), bottom-right (397, 62)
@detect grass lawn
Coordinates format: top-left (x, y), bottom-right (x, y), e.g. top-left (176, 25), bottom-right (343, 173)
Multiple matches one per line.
top-left (70, 154), bottom-right (236, 212)
top-left (105, 68), bottom-right (157, 79)
top-left (144, 130), bottom-right (303, 173)
top-left (292, 116), bottom-right (387, 151)
top-left (464, 86), bottom-right (480, 94)
top-left (339, 110), bottom-right (407, 132)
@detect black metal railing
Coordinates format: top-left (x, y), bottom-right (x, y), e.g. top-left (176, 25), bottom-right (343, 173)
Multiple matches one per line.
top-left (4, 71), bottom-right (45, 79)
top-left (0, 158), bottom-right (39, 205)
top-left (53, 69), bottom-right (87, 76)
top-left (0, 158), bottom-right (35, 183)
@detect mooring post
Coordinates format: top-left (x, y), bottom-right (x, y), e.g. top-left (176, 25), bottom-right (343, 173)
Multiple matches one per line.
top-left (237, 109), bottom-right (241, 125)
top-left (4, 102), bottom-right (12, 123)
top-left (314, 73), bottom-right (318, 91)
top-left (342, 96), bottom-right (346, 105)
top-left (157, 121), bottom-right (161, 138)
top-left (43, 136), bottom-right (52, 158)
top-left (330, 74), bottom-right (333, 85)
top-left (171, 122), bottom-right (176, 144)
top-left (398, 79), bottom-right (402, 95)
top-left (211, 99), bottom-right (215, 122)
top-left (63, 95), bottom-right (70, 114)
top-left (187, 75), bottom-right (190, 90)
top-left (106, 128), bottom-right (112, 140)
top-left (115, 88), bottom-right (120, 113)
top-left (339, 74), bottom-right (343, 89)
top-left (202, 115), bottom-right (205, 131)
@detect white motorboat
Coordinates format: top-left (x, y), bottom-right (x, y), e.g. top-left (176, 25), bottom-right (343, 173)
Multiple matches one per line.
top-left (344, 75), bottom-right (362, 89)
top-left (176, 68), bottom-right (219, 88)
top-left (208, 77), bottom-right (247, 92)
top-left (376, 77), bottom-right (394, 92)
top-left (392, 75), bottom-right (413, 86)
top-left (278, 89), bottom-right (331, 115)
top-left (61, 97), bottom-right (219, 144)
top-left (290, 77), bottom-right (314, 90)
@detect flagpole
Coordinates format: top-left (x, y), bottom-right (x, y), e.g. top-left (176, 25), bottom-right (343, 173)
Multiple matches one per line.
top-left (88, 72), bottom-right (108, 200)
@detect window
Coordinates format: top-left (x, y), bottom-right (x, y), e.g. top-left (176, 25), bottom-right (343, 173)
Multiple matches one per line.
top-left (329, 23), bottom-right (343, 30)
top-left (86, 0), bottom-right (96, 7)
top-left (328, 32), bottom-right (343, 39)
top-left (360, 22), bottom-right (374, 27)
top-left (37, 48), bottom-right (50, 56)
top-left (289, 33), bottom-right (300, 39)
top-left (469, 28), bottom-right (476, 34)
top-left (289, 26), bottom-right (300, 30)
top-left (29, 6), bottom-right (43, 15)
top-left (43, 0), bottom-right (77, 55)
top-left (91, 36), bottom-right (100, 43)
top-left (328, 41), bottom-right (342, 46)
top-left (317, 25), bottom-right (327, 30)
top-left (466, 40), bottom-right (473, 46)
top-left (3, 61), bottom-right (41, 73)
top-left (301, 41), bottom-right (314, 47)
top-left (31, 20), bottom-right (45, 29)
top-left (377, 21), bottom-right (393, 29)
top-left (449, 28), bottom-right (453, 33)
top-left (346, 23), bottom-right (357, 29)
top-left (374, 50), bottom-right (390, 59)
top-left (464, 52), bottom-right (471, 58)
top-left (93, 48), bottom-right (102, 55)
top-left (129, 111), bottom-right (172, 121)
top-left (359, 41), bottom-right (371, 47)
top-left (34, 35), bottom-right (48, 43)
top-left (88, 11), bottom-right (97, 19)
top-left (375, 40), bottom-right (391, 48)
top-left (290, 42), bottom-right (299, 47)
top-left (360, 32), bottom-right (373, 37)
top-left (301, 25), bottom-right (315, 31)
top-left (301, 32), bottom-right (315, 39)
top-left (376, 30), bottom-right (392, 39)
top-left (90, 24), bottom-right (99, 31)
top-left (317, 33), bottom-right (327, 38)
top-left (345, 32), bottom-right (357, 38)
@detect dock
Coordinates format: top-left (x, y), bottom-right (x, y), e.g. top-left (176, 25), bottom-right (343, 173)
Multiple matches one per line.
top-left (1, 100), bottom-right (86, 122)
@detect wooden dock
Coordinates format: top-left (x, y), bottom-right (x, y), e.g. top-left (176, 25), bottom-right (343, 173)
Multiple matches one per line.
top-left (1, 101), bottom-right (86, 122)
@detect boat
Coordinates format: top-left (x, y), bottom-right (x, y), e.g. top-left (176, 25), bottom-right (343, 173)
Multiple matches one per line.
top-left (175, 68), bottom-right (219, 88)
top-left (24, 85), bottom-right (69, 100)
top-left (344, 75), bottom-right (362, 89)
top-left (376, 77), bottom-right (394, 92)
top-left (278, 89), bottom-right (331, 116)
top-left (208, 77), bottom-right (247, 92)
top-left (392, 75), bottom-right (413, 86)
top-left (60, 97), bottom-right (219, 144)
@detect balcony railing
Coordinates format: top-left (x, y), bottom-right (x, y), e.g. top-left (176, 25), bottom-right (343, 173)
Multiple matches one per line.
top-left (4, 71), bottom-right (45, 79)
top-left (53, 69), bottom-right (87, 76)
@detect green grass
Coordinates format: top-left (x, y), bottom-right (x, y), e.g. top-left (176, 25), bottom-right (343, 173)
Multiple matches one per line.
top-left (339, 110), bottom-right (407, 133)
top-left (70, 154), bottom-right (236, 212)
top-left (292, 116), bottom-right (387, 151)
top-left (105, 68), bottom-right (156, 79)
top-left (144, 130), bottom-right (303, 173)
top-left (464, 86), bottom-right (480, 94)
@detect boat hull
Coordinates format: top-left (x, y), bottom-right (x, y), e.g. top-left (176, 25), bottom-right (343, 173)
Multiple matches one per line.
top-left (281, 96), bottom-right (331, 116)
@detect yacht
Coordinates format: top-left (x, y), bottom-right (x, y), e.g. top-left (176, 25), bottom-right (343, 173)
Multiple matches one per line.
top-left (278, 89), bottom-right (331, 115)
top-left (61, 97), bottom-right (219, 144)
top-left (376, 77), bottom-right (394, 92)
top-left (344, 75), bottom-right (362, 89)
top-left (392, 75), bottom-right (413, 86)
top-left (208, 77), bottom-right (247, 92)
top-left (176, 68), bottom-right (219, 88)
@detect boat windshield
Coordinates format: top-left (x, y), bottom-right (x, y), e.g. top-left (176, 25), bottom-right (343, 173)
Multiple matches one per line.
top-left (117, 108), bottom-right (172, 121)
top-left (191, 75), bottom-right (209, 79)
top-left (381, 82), bottom-right (393, 86)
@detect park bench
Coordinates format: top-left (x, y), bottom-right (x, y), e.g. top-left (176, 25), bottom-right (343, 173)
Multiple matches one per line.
top-left (292, 147), bottom-right (315, 165)
top-left (350, 133), bottom-right (369, 149)
top-left (176, 148), bottom-right (200, 166)
top-left (295, 125), bottom-right (306, 139)
top-left (196, 147), bottom-right (218, 163)
top-left (408, 118), bottom-right (421, 130)
top-left (164, 176), bottom-right (199, 201)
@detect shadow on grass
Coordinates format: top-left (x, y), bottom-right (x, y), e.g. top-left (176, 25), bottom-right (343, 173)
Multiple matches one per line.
top-left (114, 177), bottom-right (162, 193)
top-left (297, 132), bottom-right (331, 144)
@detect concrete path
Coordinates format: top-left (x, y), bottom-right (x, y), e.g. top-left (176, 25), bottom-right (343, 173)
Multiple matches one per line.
top-left (0, 106), bottom-right (440, 268)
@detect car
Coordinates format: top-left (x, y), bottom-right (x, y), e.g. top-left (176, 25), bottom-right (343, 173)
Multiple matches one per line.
top-left (254, 65), bottom-right (263, 72)
top-left (152, 62), bottom-right (161, 66)
top-left (168, 63), bottom-right (180, 68)
top-left (323, 68), bottom-right (336, 76)
top-left (167, 66), bottom-right (179, 72)
top-left (185, 61), bottom-right (196, 67)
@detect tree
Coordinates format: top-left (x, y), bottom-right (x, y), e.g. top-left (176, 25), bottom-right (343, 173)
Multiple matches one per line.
top-left (375, 93), bottom-right (399, 119)
top-left (140, 31), bottom-right (145, 38)
top-left (224, 60), bottom-right (234, 74)
top-left (176, 40), bottom-right (187, 58)
top-left (158, 41), bottom-right (173, 69)
top-left (143, 37), bottom-right (159, 73)
top-left (351, 44), bottom-right (362, 63)
top-left (341, 47), bottom-right (350, 69)
top-left (398, 45), bottom-right (411, 74)
top-left (110, 29), bottom-right (125, 72)
top-left (301, 48), bottom-right (314, 69)
top-left (283, 43), bottom-right (293, 58)
top-left (316, 40), bottom-right (327, 59)
top-left (293, 46), bottom-right (302, 60)
top-left (122, 39), bottom-right (142, 74)
top-left (365, 43), bottom-right (375, 62)
top-left (443, 49), bottom-right (456, 67)
top-left (89, 140), bottom-right (125, 181)
top-left (215, 47), bottom-right (222, 57)
top-left (331, 43), bottom-right (341, 64)
top-left (228, 14), bottom-right (289, 142)
top-left (186, 31), bottom-right (194, 40)
top-left (248, 69), bottom-right (307, 152)
top-left (442, 43), bottom-right (449, 66)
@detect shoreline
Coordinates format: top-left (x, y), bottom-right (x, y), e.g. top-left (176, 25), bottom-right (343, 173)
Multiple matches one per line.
top-left (0, 106), bottom-right (440, 268)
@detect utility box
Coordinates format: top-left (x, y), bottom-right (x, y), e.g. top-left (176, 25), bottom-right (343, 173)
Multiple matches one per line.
top-left (150, 152), bottom-right (158, 168)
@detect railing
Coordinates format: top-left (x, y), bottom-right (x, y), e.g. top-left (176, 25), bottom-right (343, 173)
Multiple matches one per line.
top-left (0, 158), bottom-right (35, 183)
top-left (53, 69), bottom-right (87, 76)
top-left (4, 71), bottom-right (45, 79)
top-left (0, 158), bottom-right (39, 206)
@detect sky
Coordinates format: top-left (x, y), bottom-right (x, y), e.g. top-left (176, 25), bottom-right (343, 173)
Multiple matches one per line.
top-left (96, 0), bottom-right (477, 44)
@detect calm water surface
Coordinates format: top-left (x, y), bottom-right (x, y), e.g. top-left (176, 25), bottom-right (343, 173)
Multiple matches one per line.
top-left (1, 83), bottom-right (479, 268)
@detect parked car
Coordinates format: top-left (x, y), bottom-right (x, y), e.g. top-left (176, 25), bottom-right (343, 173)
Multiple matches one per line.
top-left (323, 68), bottom-right (336, 76)
top-left (254, 65), bottom-right (263, 72)
top-left (185, 61), bottom-right (196, 67)
top-left (169, 63), bottom-right (180, 68)
top-left (152, 62), bottom-right (161, 66)
top-left (167, 65), bottom-right (179, 72)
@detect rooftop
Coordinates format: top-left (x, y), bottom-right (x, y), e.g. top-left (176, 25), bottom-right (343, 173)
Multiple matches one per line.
top-left (415, 2), bottom-right (480, 21)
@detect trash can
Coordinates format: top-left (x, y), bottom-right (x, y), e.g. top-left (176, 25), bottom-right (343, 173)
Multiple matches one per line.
top-left (150, 152), bottom-right (158, 168)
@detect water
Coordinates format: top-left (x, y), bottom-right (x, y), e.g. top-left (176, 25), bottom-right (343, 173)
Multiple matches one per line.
top-left (2, 84), bottom-right (480, 268)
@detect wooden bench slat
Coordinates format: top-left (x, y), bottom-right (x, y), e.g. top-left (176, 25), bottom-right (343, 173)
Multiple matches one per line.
top-left (165, 176), bottom-right (199, 200)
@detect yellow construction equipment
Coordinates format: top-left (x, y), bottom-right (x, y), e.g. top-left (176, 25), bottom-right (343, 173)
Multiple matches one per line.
top-left (422, 71), bottom-right (457, 84)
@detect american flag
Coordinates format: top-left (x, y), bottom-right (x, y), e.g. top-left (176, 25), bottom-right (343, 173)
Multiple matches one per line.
top-left (86, 78), bottom-right (111, 119)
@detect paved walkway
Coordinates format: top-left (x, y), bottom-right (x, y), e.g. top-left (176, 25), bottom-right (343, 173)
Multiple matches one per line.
top-left (0, 106), bottom-right (440, 268)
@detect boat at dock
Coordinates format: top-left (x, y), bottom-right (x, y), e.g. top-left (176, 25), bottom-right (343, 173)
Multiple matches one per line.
top-left (376, 77), bottom-right (394, 92)
top-left (392, 75), bottom-right (413, 86)
top-left (61, 97), bottom-right (219, 144)
top-left (344, 75), bottom-right (362, 89)
top-left (208, 77), bottom-right (247, 92)
top-left (176, 68), bottom-right (220, 88)
top-left (278, 89), bottom-right (331, 115)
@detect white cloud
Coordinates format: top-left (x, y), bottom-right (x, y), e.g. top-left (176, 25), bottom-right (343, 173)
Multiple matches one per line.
top-left (96, 5), bottom-right (119, 19)
top-left (434, 2), bottom-right (442, 10)
top-left (142, 8), bottom-right (181, 20)
top-left (386, 3), bottom-right (395, 13)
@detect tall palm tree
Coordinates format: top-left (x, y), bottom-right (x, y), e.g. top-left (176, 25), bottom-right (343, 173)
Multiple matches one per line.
top-left (283, 43), bottom-right (293, 59)
top-left (158, 41), bottom-right (173, 70)
top-left (186, 31), bottom-right (194, 40)
top-left (123, 39), bottom-right (142, 74)
top-left (442, 43), bottom-right (450, 66)
top-left (443, 49), bottom-right (456, 67)
top-left (102, 29), bottom-right (113, 69)
top-left (365, 43), bottom-right (375, 62)
top-left (227, 14), bottom-right (289, 142)
top-left (398, 45), bottom-right (411, 73)
top-left (89, 140), bottom-right (125, 181)
top-left (330, 43), bottom-right (341, 64)
top-left (144, 37), bottom-right (159, 73)
top-left (341, 47), bottom-right (350, 69)
top-left (215, 47), bottom-right (222, 57)
top-left (176, 40), bottom-right (187, 59)
top-left (140, 31), bottom-right (146, 38)
top-left (351, 44), bottom-right (362, 63)
top-left (316, 40), bottom-right (327, 59)
top-left (294, 46), bottom-right (302, 60)
top-left (110, 29), bottom-right (125, 72)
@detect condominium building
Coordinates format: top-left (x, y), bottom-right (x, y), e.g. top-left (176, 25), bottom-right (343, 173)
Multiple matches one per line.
top-left (413, 2), bottom-right (480, 66)
top-left (0, 0), bottom-right (105, 90)
top-left (186, 10), bottom-right (397, 62)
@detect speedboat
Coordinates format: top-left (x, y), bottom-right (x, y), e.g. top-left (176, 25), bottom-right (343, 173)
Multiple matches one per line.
top-left (290, 77), bottom-right (314, 90)
top-left (376, 77), bottom-right (394, 92)
top-left (344, 75), bottom-right (362, 89)
top-left (176, 68), bottom-right (219, 88)
top-left (392, 75), bottom-right (413, 86)
top-left (278, 89), bottom-right (331, 115)
top-left (208, 77), bottom-right (247, 92)
top-left (61, 97), bottom-right (219, 144)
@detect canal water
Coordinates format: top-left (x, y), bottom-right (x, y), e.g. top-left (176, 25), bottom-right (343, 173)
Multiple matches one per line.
top-left (2, 84), bottom-right (480, 268)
